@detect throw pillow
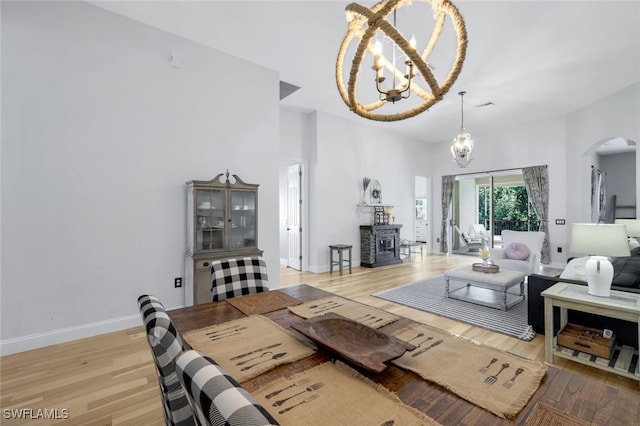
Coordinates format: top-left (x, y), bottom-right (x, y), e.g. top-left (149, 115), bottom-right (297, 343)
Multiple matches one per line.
top-left (629, 237), bottom-right (640, 251)
top-left (559, 256), bottom-right (588, 281)
top-left (504, 242), bottom-right (530, 260)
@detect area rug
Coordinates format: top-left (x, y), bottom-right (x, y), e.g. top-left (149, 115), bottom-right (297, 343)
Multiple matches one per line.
top-left (372, 275), bottom-right (536, 341)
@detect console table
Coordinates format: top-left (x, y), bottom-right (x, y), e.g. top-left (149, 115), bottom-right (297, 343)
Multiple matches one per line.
top-left (541, 282), bottom-right (640, 387)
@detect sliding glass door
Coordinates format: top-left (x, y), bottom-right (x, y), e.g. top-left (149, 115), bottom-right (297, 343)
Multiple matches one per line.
top-left (451, 171), bottom-right (539, 254)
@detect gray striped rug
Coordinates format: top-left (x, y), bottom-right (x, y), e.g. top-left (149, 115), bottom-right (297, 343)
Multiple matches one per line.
top-left (373, 275), bottom-right (536, 341)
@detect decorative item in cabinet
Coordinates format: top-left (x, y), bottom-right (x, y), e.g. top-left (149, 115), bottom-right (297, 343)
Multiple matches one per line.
top-left (185, 170), bottom-right (262, 305)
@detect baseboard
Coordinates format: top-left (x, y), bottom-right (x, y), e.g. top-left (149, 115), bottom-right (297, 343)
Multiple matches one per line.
top-left (1, 314), bottom-right (141, 356)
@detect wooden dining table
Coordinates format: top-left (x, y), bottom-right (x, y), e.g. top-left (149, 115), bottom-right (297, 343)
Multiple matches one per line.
top-left (168, 284), bottom-right (640, 425)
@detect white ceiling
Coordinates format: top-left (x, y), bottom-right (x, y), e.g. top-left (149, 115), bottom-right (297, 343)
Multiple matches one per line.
top-left (89, 0), bottom-right (640, 144)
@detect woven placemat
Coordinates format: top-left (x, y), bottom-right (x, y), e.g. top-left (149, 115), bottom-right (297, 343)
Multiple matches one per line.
top-left (392, 323), bottom-right (546, 419)
top-left (254, 361), bottom-right (439, 425)
top-left (225, 290), bottom-right (302, 315)
top-left (524, 402), bottom-right (589, 426)
top-left (288, 295), bottom-right (399, 329)
top-left (183, 315), bottom-right (315, 382)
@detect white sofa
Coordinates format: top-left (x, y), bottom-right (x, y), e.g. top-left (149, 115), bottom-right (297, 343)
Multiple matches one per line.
top-left (489, 230), bottom-right (545, 275)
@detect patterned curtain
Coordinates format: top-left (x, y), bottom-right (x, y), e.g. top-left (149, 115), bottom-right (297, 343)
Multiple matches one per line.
top-left (591, 166), bottom-right (606, 223)
top-left (522, 166), bottom-right (551, 264)
top-left (440, 175), bottom-right (456, 253)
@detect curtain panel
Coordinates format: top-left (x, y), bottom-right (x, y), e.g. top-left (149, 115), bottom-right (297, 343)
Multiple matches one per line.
top-left (522, 165), bottom-right (551, 264)
top-left (440, 175), bottom-right (456, 253)
top-left (591, 166), bottom-right (606, 223)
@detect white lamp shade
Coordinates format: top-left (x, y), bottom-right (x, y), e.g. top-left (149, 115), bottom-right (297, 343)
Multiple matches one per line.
top-left (569, 223), bottom-right (630, 297)
top-left (569, 223), bottom-right (630, 257)
top-left (614, 219), bottom-right (640, 237)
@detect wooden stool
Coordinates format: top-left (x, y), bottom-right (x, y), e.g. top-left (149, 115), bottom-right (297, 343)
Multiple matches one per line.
top-left (329, 244), bottom-right (352, 276)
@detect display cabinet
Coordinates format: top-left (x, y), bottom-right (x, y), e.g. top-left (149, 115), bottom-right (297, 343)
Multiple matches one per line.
top-left (185, 171), bottom-right (262, 305)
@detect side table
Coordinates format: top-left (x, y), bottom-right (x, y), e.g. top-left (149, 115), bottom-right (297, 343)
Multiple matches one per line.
top-left (541, 282), bottom-right (640, 387)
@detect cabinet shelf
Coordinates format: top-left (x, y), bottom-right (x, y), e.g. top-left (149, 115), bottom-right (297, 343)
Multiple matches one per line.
top-left (185, 172), bottom-right (263, 305)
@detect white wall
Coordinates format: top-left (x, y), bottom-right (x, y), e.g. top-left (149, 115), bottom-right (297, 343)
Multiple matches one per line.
top-left (279, 110), bottom-right (430, 272)
top-left (1, 2), bottom-right (280, 354)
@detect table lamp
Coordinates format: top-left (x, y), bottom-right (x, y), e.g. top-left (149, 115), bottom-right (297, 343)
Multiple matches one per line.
top-left (569, 223), bottom-right (630, 297)
top-left (614, 219), bottom-right (640, 238)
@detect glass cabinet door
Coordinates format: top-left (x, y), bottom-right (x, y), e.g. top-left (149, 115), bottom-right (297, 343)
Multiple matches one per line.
top-left (230, 190), bottom-right (256, 249)
top-left (195, 189), bottom-right (226, 251)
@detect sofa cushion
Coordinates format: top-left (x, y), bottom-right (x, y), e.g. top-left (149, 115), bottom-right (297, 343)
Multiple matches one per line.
top-left (559, 256), bottom-right (588, 281)
top-left (504, 242), bottom-right (530, 260)
top-left (612, 255), bottom-right (640, 288)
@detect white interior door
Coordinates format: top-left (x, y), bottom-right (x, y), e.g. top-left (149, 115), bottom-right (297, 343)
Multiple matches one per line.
top-left (287, 163), bottom-right (302, 270)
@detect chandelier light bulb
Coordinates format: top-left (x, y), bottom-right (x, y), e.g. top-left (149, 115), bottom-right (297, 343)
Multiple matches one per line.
top-left (409, 35), bottom-right (417, 49)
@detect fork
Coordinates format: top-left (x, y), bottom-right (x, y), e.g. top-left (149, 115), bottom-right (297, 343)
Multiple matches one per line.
top-left (485, 363), bottom-right (509, 385)
top-left (503, 367), bottom-right (524, 388)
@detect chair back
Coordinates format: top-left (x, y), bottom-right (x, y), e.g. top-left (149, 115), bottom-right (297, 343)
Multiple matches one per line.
top-left (501, 230), bottom-right (546, 273)
top-left (175, 350), bottom-right (280, 426)
top-left (138, 295), bottom-right (196, 425)
top-left (469, 224), bottom-right (487, 239)
top-left (210, 256), bottom-right (269, 301)
top-left (501, 230), bottom-right (545, 254)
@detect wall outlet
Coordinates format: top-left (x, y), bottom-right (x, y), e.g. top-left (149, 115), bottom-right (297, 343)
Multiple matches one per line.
top-left (555, 219), bottom-right (566, 225)
top-left (174, 277), bottom-right (182, 288)
top-left (557, 246), bottom-right (562, 253)
top-left (436, 237), bottom-right (440, 243)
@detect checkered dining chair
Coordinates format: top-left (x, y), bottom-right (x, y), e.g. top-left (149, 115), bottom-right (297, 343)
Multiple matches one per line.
top-left (175, 350), bottom-right (280, 426)
top-left (210, 256), bottom-right (269, 301)
top-left (138, 295), bottom-right (196, 426)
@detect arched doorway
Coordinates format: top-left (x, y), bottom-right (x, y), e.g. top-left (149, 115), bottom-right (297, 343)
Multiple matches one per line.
top-left (585, 137), bottom-right (637, 222)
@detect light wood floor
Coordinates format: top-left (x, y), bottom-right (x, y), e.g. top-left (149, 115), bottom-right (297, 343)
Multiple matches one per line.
top-left (1, 252), bottom-right (637, 425)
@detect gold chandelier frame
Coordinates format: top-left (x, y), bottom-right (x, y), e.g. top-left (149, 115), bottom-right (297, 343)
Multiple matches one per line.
top-left (336, 0), bottom-right (468, 121)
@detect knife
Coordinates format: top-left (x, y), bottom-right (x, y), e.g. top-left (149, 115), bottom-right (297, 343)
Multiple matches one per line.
top-left (411, 339), bottom-right (443, 357)
top-left (229, 343), bottom-right (282, 360)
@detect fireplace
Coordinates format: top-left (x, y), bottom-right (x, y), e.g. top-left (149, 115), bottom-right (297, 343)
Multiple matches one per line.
top-left (360, 224), bottom-right (402, 268)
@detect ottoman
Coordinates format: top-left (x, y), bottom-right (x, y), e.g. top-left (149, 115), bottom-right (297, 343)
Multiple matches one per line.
top-left (444, 266), bottom-right (526, 311)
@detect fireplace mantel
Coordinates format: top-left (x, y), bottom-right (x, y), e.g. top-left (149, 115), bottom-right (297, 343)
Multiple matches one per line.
top-left (360, 224), bottom-right (402, 268)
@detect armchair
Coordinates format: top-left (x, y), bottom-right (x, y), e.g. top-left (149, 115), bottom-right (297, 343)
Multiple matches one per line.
top-left (489, 230), bottom-right (545, 275)
top-left (454, 225), bottom-right (483, 252)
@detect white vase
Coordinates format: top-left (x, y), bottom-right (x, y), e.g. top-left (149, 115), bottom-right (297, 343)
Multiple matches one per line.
top-left (585, 256), bottom-right (614, 297)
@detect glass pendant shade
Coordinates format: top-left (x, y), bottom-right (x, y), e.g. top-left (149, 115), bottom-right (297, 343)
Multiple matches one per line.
top-left (451, 129), bottom-right (474, 168)
top-left (451, 91), bottom-right (473, 167)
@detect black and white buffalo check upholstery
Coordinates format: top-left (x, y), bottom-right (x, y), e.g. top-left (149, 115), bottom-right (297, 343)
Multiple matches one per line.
top-left (210, 256), bottom-right (269, 302)
top-left (176, 350), bottom-right (279, 426)
top-left (138, 295), bottom-right (196, 425)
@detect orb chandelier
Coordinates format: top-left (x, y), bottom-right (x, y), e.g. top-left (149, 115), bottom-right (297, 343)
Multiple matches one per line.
top-left (450, 91), bottom-right (474, 168)
top-left (336, 0), bottom-right (468, 122)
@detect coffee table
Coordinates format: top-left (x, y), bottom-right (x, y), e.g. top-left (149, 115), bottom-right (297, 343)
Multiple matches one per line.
top-left (444, 266), bottom-right (526, 311)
